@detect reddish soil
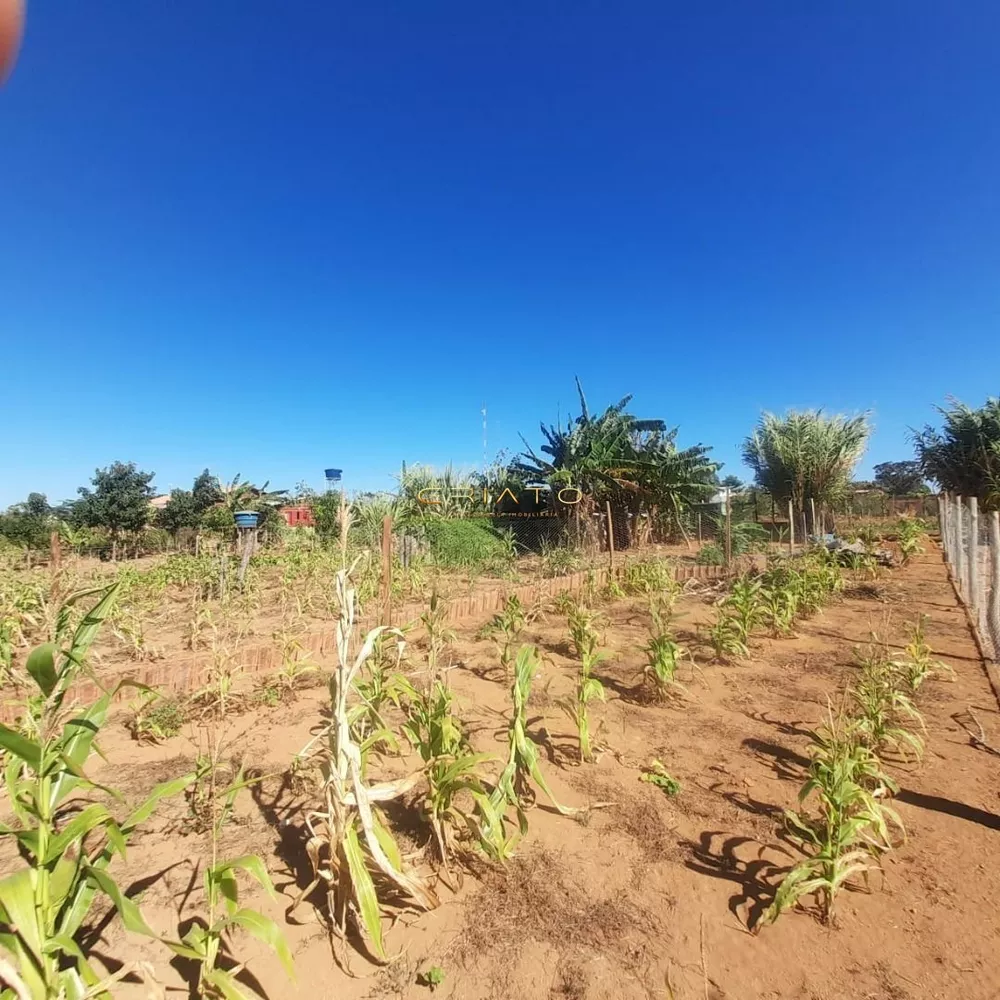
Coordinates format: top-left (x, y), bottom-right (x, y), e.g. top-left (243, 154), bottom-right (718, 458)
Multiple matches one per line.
top-left (71, 545), bottom-right (1000, 999)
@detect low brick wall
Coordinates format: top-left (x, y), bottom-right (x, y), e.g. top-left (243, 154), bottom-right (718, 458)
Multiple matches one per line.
top-left (0, 560), bottom-right (731, 723)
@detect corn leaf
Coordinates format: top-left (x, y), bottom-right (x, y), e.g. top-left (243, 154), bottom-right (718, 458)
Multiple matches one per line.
top-left (343, 822), bottom-right (385, 958)
top-left (229, 907), bottom-right (295, 980)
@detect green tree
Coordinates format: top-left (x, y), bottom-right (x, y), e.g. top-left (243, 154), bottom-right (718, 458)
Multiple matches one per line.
top-left (742, 410), bottom-right (870, 513)
top-left (75, 461), bottom-right (156, 558)
top-left (156, 488), bottom-right (202, 536)
top-left (872, 461), bottom-right (927, 496)
top-left (192, 468), bottom-right (222, 513)
top-left (512, 379), bottom-right (718, 537)
top-left (0, 493), bottom-right (52, 550)
top-left (913, 397), bottom-right (1000, 508)
top-left (720, 474), bottom-right (744, 491)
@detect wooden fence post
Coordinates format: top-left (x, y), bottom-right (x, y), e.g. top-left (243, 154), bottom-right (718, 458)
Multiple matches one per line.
top-left (989, 510), bottom-right (1000, 659)
top-left (724, 489), bottom-right (732, 568)
top-left (955, 496), bottom-right (965, 598)
top-left (381, 514), bottom-right (393, 625)
top-left (809, 498), bottom-right (817, 540)
top-left (697, 512), bottom-right (702, 545)
top-left (605, 501), bottom-right (615, 573)
top-left (788, 500), bottom-right (795, 554)
top-left (968, 496), bottom-right (980, 614)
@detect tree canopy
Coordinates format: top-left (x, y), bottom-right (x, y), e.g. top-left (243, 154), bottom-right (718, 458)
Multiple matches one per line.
top-left (872, 461), bottom-right (928, 496)
top-left (913, 397), bottom-right (1000, 509)
top-left (742, 410), bottom-right (870, 511)
top-left (511, 378), bottom-right (719, 532)
top-left (75, 461), bottom-right (156, 539)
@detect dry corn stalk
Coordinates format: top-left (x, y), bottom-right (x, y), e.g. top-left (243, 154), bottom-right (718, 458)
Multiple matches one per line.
top-left (290, 557), bottom-right (438, 968)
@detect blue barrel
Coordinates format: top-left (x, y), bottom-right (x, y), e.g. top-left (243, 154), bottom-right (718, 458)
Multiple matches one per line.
top-left (234, 510), bottom-right (259, 529)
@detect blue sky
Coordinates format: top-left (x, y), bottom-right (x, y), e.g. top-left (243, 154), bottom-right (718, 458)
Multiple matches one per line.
top-left (2, 2), bottom-right (999, 506)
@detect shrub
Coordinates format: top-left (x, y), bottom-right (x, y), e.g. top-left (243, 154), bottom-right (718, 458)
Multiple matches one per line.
top-left (422, 518), bottom-right (511, 570)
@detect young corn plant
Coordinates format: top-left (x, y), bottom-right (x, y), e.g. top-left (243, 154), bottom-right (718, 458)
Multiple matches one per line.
top-left (560, 606), bottom-right (607, 761)
top-left (352, 628), bottom-right (409, 743)
top-left (641, 595), bottom-right (688, 699)
top-left (478, 595), bottom-right (539, 679)
top-left (0, 584), bottom-right (196, 998)
top-left (399, 678), bottom-right (494, 880)
top-left (290, 559), bottom-right (438, 969)
top-left (705, 610), bottom-right (750, 662)
top-left (851, 644), bottom-right (925, 759)
top-left (486, 645), bottom-right (577, 843)
top-left (761, 584), bottom-right (797, 638)
top-left (422, 590), bottom-right (456, 681)
top-left (762, 709), bottom-right (903, 927)
top-left (165, 752), bottom-right (294, 998)
top-left (721, 576), bottom-right (766, 644)
top-left (894, 616), bottom-right (952, 691)
top-left (896, 516), bottom-right (927, 565)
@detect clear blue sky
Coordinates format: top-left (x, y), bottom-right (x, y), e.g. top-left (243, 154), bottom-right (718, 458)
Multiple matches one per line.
top-left (2, 2), bottom-right (998, 506)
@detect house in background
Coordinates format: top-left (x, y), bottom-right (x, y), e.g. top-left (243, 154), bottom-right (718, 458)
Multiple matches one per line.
top-left (280, 504), bottom-right (315, 527)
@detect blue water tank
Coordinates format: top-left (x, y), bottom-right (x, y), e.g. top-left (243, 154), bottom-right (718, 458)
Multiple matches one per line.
top-left (234, 511), bottom-right (260, 529)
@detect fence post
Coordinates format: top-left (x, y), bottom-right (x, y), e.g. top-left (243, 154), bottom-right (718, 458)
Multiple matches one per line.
top-left (937, 494), bottom-right (946, 561)
top-left (809, 498), bottom-right (817, 540)
top-left (381, 515), bottom-right (393, 625)
top-left (989, 510), bottom-right (1000, 660)
top-left (605, 501), bottom-right (615, 573)
top-left (788, 500), bottom-right (795, 554)
top-left (800, 511), bottom-right (808, 551)
top-left (724, 489), bottom-right (733, 568)
top-left (968, 496), bottom-right (980, 614)
top-left (955, 496), bottom-right (965, 597)
top-left (697, 511), bottom-right (702, 545)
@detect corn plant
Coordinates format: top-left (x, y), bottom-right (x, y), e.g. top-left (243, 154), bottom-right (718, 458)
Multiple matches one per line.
top-left (399, 678), bottom-right (494, 877)
top-left (896, 516), bottom-right (926, 565)
top-left (0, 585), bottom-right (196, 998)
top-left (762, 709), bottom-right (902, 926)
top-left (486, 645), bottom-right (576, 842)
top-left (560, 607), bottom-right (607, 761)
top-left (705, 610), bottom-right (750, 661)
top-left (761, 584), bottom-right (797, 637)
top-left (290, 559), bottom-right (438, 968)
top-left (352, 629), bottom-right (409, 742)
top-left (851, 645), bottom-right (925, 759)
top-left (721, 576), bottom-right (765, 643)
top-left (622, 558), bottom-right (676, 597)
top-left (478, 595), bottom-right (539, 679)
top-left (422, 590), bottom-right (456, 680)
top-left (642, 596), bottom-right (688, 699)
top-left (164, 753), bottom-right (294, 998)
top-left (894, 615), bottom-right (952, 691)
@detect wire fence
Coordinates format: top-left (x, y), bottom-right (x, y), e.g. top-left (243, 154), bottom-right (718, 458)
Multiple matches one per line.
top-left (939, 492), bottom-right (1000, 660)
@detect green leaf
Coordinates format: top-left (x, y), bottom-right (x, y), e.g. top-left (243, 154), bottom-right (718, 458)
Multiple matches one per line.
top-left (203, 967), bottom-right (256, 1000)
top-left (25, 643), bottom-right (58, 696)
top-left (0, 869), bottom-right (42, 962)
top-left (83, 866), bottom-right (157, 938)
top-left (369, 809), bottom-right (402, 873)
top-left (214, 855), bottom-right (276, 901)
top-left (344, 822), bottom-right (385, 958)
top-left (45, 804), bottom-right (115, 864)
top-left (230, 907), bottom-right (295, 980)
top-left (0, 725), bottom-right (42, 770)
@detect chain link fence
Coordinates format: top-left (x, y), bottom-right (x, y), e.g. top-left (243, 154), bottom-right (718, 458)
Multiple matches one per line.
top-left (939, 492), bottom-right (1000, 660)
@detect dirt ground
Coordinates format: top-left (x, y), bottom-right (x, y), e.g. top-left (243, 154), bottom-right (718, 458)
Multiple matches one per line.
top-left (77, 544), bottom-right (1000, 1000)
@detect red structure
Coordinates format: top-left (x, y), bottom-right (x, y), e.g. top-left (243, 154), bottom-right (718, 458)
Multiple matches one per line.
top-left (280, 505), bottom-right (315, 528)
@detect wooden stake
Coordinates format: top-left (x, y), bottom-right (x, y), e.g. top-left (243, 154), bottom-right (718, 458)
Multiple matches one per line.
top-left (968, 496), bottom-right (980, 614)
top-left (809, 498), bottom-right (817, 540)
top-left (381, 514), bottom-right (393, 625)
top-left (697, 511), bottom-right (703, 544)
top-left (788, 500), bottom-right (795, 553)
top-left (605, 501), bottom-right (615, 573)
top-left (724, 489), bottom-right (732, 568)
top-left (989, 510), bottom-right (1000, 660)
